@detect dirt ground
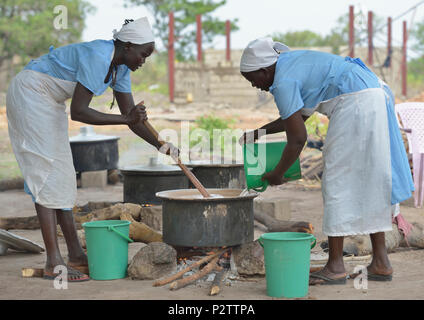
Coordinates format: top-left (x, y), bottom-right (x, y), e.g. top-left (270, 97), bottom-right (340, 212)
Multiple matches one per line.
top-left (1, 98), bottom-right (423, 300)
top-left (0, 181), bottom-right (423, 301)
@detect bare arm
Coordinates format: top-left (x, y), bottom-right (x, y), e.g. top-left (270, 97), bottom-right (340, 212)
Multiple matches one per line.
top-left (113, 91), bottom-right (162, 149)
top-left (262, 110), bottom-right (307, 185)
top-left (240, 114), bottom-right (310, 144)
top-left (70, 82), bottom-right (135, 125)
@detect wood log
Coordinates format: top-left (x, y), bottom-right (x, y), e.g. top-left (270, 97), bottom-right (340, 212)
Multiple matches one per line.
top-left (120, 212), bottom-right (162, 243)
top-left (153, 248), bottom-right (229, 287)
top-left (254, 211), bottom-right (314, 234)
top-left (0, 203), bottom-right (139, 231)
top-left (74, 203), bottom-right (142, 224)
top-left (0, 216), bottom-right (40, 230)
top-left (74, 201), bottom-right (120, 213)
top-left (209, 268), bottom-right (226, 296)
top-left (169, 256), bottom-right (220, 290)
top-left (0, 177), bottom-right (24, 191)
top-left (22, 268), bottom-right (44, 278)
top-left (302, 154), bottom-right (323, 180)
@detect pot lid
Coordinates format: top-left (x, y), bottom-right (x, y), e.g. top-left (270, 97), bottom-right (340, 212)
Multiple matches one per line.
top-left (186, 159), bottom-right (244, 168)
top-left (119, 157), bottom-right (186, 174)
top-left (156, 188), bottom-right (258, 201)
top-left (69, 126), bottom-right (119, 143)
top-left (0, 229), bottom-right (45, 254)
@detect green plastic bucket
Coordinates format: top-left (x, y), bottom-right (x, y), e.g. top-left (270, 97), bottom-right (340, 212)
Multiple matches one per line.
top-left (243, 141), bottom-right (302, 192)
top-left (259, 232), bottom-right (316, 298)
top-left (82, 220), bottom-right (133, 280)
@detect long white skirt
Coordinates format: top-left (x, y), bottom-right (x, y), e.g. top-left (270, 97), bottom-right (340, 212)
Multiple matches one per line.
top-left (6, 70), bottom-right (77, 209)
top-left (316, 88), bottom-right (393, 236)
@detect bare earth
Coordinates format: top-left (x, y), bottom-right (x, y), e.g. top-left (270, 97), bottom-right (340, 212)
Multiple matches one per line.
top-left (0, 182), bottom-right (423, 300)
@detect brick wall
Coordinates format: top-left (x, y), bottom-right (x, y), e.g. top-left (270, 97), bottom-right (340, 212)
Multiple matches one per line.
top-left (174, 46), bottom-right (404, 107)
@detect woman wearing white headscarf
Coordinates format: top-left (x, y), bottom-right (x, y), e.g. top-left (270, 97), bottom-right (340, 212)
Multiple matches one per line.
top-left (239, 37), bottom-right (414, 285)
top-left (6, 17), bottom-right (173, 281)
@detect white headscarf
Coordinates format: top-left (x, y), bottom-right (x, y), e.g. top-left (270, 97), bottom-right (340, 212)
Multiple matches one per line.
top-left (112, 17), bottom-right (155, 45)
top-left (240, 37), bottom-right (290, 73)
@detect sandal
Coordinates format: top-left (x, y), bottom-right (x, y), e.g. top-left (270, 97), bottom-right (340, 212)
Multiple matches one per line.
top-left (349, 270), bottom-right (392, 282)
top-left (309, 269), bottom-right (347, 285)
top-left (43, 267), bottom-right (90, 282)
top-left (67, 263), bottom-right (89, 276)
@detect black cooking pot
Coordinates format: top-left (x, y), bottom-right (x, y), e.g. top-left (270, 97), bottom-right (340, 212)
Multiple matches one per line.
top-left (186, 160), bottom-right (246, 189)
top-left (120, 160), bottom-right (190, 205)
top-left (156, 188), bottom-right (257, 247)
top-left (69, 126), bottom-right (119, 172)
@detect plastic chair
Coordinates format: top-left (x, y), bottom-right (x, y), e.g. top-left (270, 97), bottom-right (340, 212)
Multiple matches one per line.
top-left (395, 102), bottom-right (424, 208)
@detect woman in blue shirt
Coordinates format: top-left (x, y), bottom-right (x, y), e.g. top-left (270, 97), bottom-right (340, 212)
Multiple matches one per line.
top-left (6, 17), bottom-right (173, 282)
top-left (239, 37), bottom-right (414, 285)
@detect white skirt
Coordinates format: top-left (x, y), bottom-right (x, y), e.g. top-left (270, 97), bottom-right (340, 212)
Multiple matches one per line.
top-left (6, 70), bottom-right (77, 209)
top-left (316, 88), bottom-right (393, 236)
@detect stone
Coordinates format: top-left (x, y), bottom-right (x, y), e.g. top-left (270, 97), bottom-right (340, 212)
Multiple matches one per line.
top-left (127, 242), bottom-right (177, 280)
top-left (253, 197), bottom-right (291, 221)
top-left (107, 169), bottom-right (121, 185)
top-left (80, 170), bottom-right (107, 188)
top-left (232, 240), bottom-right (265, 276)
top-left (140, 205), bottom-right (163, 231)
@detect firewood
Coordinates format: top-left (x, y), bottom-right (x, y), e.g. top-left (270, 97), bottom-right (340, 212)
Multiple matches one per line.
top-left (302, 154), bottom-right (323, 180)
top-left (254, 211), bottom-right (314, 234)
top-left (0, 216), bottom-right (40, 230)
top-left (153, 248), bottom-right (229, 287)
top-left (74, 203), bottom-right (142, 224)
top-left (0, 203), bottom-right (140, 231)
top-left (169, 256), bottom-right (220, 290)
top-left (120, 212), bottom-right (162, 243)
top-left (0, 177), bottom-right (24, 191)
top-left (209, 267), bottom-right (226, 296)
top-left (22, 268), bottom-right (44, 278)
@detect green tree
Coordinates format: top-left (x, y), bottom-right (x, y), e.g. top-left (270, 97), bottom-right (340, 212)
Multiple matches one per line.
top-left (272, 9), bottom-right (385, 55)
top-left (124, 0), bottom-right (239, 60)
top-left (270, 30), bottom-right (326, 48)
top-left (412, 21), bottom-right (424, 54)
top-left (0, 0), bottom-right (95, 70)
top-left (270, 29), bottom-right (345, 54)
top-left (327, 9), bottom-right (385, 55)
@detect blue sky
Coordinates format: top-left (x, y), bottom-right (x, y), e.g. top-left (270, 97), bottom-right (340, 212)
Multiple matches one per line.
top-left (82, 0), bottom-right (424, 52)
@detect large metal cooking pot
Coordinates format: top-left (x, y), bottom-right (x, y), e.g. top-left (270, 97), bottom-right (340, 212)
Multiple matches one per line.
top-left (120, 159), bottom-right (190, 205)
top-left (156, 188), bottom-right (257, 247)
top-left (186, 160), bottom-right (246, 189)
top-left (69, 126), bottom-right (119, 172)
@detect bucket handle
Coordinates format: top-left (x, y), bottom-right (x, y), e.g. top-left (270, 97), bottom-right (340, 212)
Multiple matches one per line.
top-left (310, 236), bottom-right (316, 249)
top-left (258, 235), bottom-right (317, 249)
top-left (108, 226), bottom-right (134, 243)
top-left (252, 185), bottom-right (267, 192)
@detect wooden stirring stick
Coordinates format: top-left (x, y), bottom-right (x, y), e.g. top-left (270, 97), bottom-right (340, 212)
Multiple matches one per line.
top-left (137, 104), bottom-right (211, 198)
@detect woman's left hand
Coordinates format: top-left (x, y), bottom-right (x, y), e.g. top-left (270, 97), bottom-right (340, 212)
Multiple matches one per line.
top-left (261, 169), bottom-right (288, 186)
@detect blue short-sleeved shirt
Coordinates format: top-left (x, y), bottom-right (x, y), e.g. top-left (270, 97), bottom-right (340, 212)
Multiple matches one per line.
top-left (269, 50), bottom-right (380, 119)
top-left (268, 50), bottom-right (414, 205)
top-left (25, 40), bottom-right (131, 96)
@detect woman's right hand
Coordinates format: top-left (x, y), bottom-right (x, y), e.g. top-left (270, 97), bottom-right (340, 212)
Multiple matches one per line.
top-left (125, 105), bottom-right (147, 125)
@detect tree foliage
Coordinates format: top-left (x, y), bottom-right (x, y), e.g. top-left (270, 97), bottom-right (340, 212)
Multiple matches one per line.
top-left (125, 0), bottom-right (238, 60)
top-left (271, 9), bottom-right (384, 55)
top-left (0, 0), bottom-right (95, 70)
